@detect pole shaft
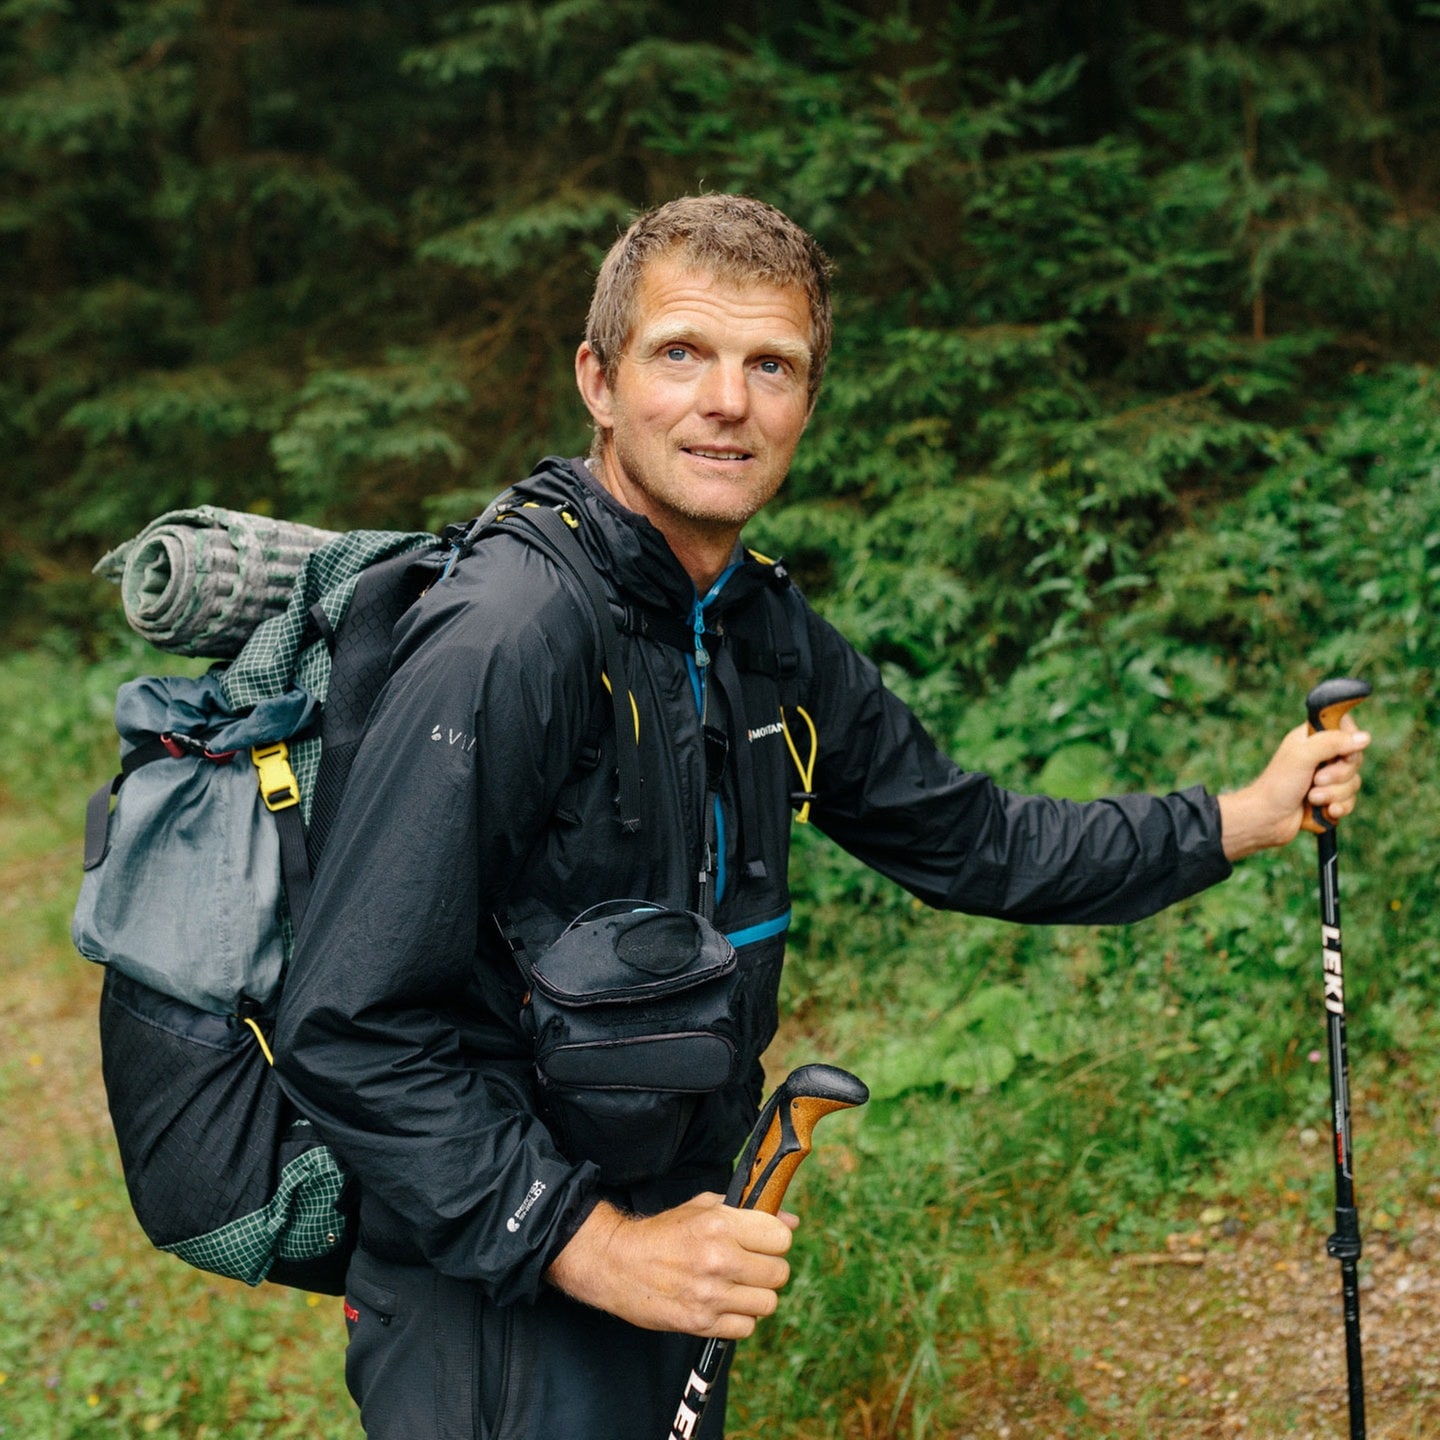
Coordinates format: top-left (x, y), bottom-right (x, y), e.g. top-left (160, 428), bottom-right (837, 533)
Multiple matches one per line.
top-left (664, 1066), bottom-right (868, 1440)
top-left (1317, 827), bottom-right (1365, 1439)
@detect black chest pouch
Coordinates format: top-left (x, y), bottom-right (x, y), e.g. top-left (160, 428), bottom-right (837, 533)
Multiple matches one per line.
top-left (518, 903), bottom-right (741, 1185)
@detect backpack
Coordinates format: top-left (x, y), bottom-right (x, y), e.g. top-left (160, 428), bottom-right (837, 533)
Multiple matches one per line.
top-left (73, 502), bottom-right (640, 1292)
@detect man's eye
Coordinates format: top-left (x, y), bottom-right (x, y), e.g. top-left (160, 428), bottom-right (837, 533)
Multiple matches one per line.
top-left (758, 359), bottom-right (786, 375)
top-left (665, 347), bottom-right (690, 362)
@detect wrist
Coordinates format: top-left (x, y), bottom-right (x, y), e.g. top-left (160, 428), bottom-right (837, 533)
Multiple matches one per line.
top-left (545, 1199), bottom-right (628, 1303)
top-left (1218, 784), bottom-right (1292, 862)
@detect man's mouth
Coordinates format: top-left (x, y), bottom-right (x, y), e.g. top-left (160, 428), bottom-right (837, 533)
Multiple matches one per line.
top-left (682, 446), bottom-right (753, 462)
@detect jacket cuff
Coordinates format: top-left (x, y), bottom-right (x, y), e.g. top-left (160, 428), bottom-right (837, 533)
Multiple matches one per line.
top-left (535, 1183), bottom-right (604, 1287)
top-left (1173, 784), bottom-right (1234, 902)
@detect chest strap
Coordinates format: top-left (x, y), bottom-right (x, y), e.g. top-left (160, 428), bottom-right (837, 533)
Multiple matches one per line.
top-left (610, 600), bottom-right (801, 696)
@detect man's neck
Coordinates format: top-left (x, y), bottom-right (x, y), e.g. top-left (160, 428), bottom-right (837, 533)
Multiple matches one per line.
top-left (587, 449), bottom-right (742, 594)
top-left (660, 528), bottom-right (741, 596)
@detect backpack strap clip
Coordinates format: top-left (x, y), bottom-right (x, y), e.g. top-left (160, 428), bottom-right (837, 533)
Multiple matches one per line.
top-left (160, 731), bottom-right (238, 764)
top-left (251, 741), bottom-right (301, 812)
top-left (252, 740), bottom-right (312, 932)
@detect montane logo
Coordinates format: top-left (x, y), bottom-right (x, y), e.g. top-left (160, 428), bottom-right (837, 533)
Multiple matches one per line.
top-left (506, 1180), bottom-right (547, 1233)
top-left (747, 722), bottom-right (784, 742)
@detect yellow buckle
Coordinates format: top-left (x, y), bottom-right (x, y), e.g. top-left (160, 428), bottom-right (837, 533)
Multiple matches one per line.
top-left (251, 741), bottom-right (300, 813)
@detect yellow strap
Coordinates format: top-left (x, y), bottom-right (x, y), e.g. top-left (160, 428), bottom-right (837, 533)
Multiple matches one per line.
top-left (251, 741), bottom-right (300, 813)
top-left (600, 672), bottom-right (641, 743)
top-left (243, 1017), bottom-right (276, 1066)
top-left (780, 705), bottom-right (818, 824)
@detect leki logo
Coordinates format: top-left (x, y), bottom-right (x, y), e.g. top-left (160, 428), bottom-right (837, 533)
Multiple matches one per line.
top-left (1321, 922), bottom-right (1344, 1014)
top-left (506, 1180), bottom-right (547, 1234)
top-left (668, 1367), bottom-right (714, 1439)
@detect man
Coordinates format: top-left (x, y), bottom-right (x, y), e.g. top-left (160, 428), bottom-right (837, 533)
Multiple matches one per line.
top-left (274, 194), bottom-right (1367, 1438)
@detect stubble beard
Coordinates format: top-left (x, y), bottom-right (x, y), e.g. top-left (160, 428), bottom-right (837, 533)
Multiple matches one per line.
top-left (604, 432), bottom-right (784, 533)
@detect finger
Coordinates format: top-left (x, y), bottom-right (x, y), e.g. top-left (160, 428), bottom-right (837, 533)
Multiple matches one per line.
top-left (1307, 731), bottom-right (1370, 766)
top-left (1301, 731), bottom-right (1369, 803)
top-left (727, 1208), bottom-right (795, 1256)
top-left (1312, 788), bottom-right (1361, 819)
top-left (684, 1191), bottom-right (727, 1212)
top-left (728, 1282), bottom-right (783, 1319)
top-left (1313, 755), bottom-right (1363, 784)
top-left (702, 1281), bottom-right (787, 1338)
top-left (1311, 756), bottom-right (1364, 791)
top-left (1311, 746), bottom-right (1367, 792)
top-left (680, 1259), bottom-right (790, 1335)
top-left (727, 1250), bottom-right (791, 1292)
top-left (1313, 776), bottom-right (1360, 807)
top-left (682, 1214), bottom-right (791, 1298)
top-left (705, 1310), bottom-right (762, 1341)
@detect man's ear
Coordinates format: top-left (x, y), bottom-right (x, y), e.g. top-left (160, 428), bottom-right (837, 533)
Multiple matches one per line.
top-left (575, 342), bottom-right (614, 428)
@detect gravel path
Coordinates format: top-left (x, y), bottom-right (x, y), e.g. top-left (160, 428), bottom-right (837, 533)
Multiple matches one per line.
top-left (961, 1208), bottom-right (1440, 1438)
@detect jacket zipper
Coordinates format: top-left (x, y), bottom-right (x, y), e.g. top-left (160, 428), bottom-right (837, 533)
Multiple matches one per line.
top-left (689, 568), bottom-right (739, 919)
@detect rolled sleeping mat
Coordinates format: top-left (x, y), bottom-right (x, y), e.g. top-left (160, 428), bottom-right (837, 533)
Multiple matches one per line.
top-left (95, 506), bottom-right (340, 658)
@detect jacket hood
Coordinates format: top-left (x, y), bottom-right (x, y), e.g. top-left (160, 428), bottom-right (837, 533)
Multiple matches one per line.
top-left (493, 456), bottom-right (787, 619)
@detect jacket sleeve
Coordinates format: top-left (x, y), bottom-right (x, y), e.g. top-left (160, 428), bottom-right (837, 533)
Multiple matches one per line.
top-left (800, 607), bottom-right (1232, 924)
top-left (273, 543), bottom-right (604, 1305)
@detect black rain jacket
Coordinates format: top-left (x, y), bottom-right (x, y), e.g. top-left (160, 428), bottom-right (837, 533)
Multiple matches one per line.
top-left (274, 456), bottom-right (1232, 1305)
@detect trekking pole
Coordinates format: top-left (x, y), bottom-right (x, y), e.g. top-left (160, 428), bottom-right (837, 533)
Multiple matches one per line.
top-left (1304, 677), bottom-right (1372, 1440)
top-left (665, 1063), bottom-right (869, 1440)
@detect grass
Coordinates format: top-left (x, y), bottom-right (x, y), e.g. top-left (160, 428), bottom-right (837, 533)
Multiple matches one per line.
top-left (3, 627), bottom-right (1438, 1437)
top-left (0, 647), bottom-right (352, 1437)
top-left (0, 801), bottom-right (349, 1438)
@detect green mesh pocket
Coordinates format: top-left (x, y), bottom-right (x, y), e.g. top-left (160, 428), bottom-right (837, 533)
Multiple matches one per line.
top-left (162, 1146), bottom-right (349, 1287)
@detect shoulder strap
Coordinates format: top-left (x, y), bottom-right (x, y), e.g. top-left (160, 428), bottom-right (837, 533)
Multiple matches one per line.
top-left (306, 546), bottom-right (445, 865)
top-left (481, 506), bottom-right (644, 836)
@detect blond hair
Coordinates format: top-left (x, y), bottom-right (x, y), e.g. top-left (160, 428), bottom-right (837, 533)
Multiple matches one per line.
top-left (585, 194), bottom-right (834, 406)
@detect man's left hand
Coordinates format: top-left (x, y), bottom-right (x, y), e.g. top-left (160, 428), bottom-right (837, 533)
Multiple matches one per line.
top-left (1219, 715), bottom-right (1371, 861)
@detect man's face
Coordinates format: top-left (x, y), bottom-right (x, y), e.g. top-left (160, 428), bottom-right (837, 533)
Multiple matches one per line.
top-left (576, 256), bottom-right (814, 546)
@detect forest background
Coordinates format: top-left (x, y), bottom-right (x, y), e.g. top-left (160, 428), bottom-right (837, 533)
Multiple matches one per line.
top-left (3, 1), bottom-right (1440, 1435)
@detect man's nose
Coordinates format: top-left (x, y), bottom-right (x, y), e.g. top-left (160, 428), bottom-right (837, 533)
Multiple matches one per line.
top-left (697, 359), bottom-right (749, 420)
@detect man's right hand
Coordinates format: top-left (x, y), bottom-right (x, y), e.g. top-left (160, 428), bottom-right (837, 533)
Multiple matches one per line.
top-left (545, 1193), bottom-right (797, 1338)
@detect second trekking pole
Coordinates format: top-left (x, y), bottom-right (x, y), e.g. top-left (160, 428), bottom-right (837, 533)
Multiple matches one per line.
top-left (1304, 676), bottom-right (1372, 1440)
top-left (664, 1062), bottom-right (869, 1440)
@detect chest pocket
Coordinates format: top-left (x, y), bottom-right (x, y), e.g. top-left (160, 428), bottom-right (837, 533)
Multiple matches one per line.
top-left (518, 903), bottom-right (743, 1186)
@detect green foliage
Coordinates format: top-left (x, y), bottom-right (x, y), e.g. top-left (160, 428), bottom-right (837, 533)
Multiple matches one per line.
top-left (0, 638), bottom-right (167, 808)
top-left (777, 360), bottom-right (1439, 1286)
top-left (861, 982), bottom-right (1078, 1100)
top-left (6, 0), bottom-right (1439, 645)
top-left (417, 190), bottom-right (633, 276)
top-left (269, 350), bottom-right (471, 519)
top-left (0, 1174), bottom-right (347, 1438)
top-left (7, 3), bottom-right (1440, 1433)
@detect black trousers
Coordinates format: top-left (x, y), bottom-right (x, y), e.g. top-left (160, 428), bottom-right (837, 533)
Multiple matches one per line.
top-left (342, 1246), bottom-right (733, 1439)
